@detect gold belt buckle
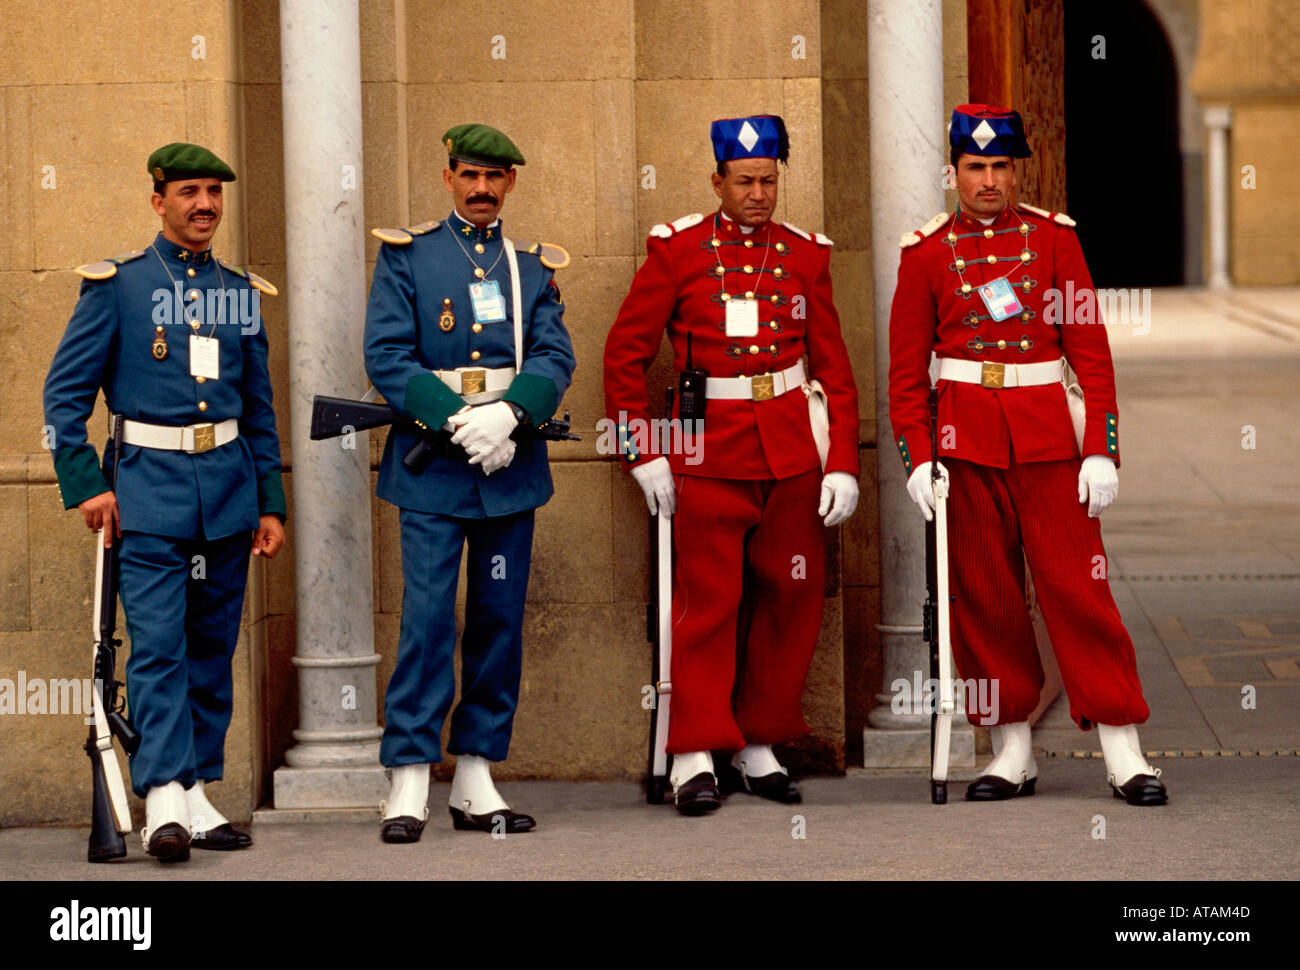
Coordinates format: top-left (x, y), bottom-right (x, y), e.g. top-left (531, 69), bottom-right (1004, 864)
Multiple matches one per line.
top-left (191, 423), bottom-right (216, 453)
top-left (980, 362), bottom-right (1005, 388)
top-left (460, 368), bottom-right (487, 395)
top-left (750, 373), bottom-right (775, 402)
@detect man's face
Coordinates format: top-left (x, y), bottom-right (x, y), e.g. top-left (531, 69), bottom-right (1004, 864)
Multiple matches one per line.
top-left (444, 162), bottom-right (516, 227)
top-left (955, 154), bottom-right (1016, 218)
top-left (151, 178), bottom-right (224, 249)
top-left (711, 157), bottom-right (779, 228)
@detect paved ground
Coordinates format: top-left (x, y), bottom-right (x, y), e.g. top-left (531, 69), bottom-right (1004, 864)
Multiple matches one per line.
top-left (3, 287), bottom-right (1296, 882)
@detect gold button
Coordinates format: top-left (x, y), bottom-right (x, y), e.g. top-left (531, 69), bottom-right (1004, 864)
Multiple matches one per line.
top-left (720, 292), bottom-right (731, 302)
top-left (947, 232), bottom-right (957, 243)
top-left (472, 323), bottom-right (483, 333)
top-left (773, 268), bottom-right (783, 278)
top-left (768, 344), bottom-right (777, 353)
top-left (1020, 251), bottom-right (1030, 262)
top-left (1019, 224), bottom-right (1029, 235)
top-left (470, 350), bottom-right (482, 361)
top-left (984, 229), bottom-right (994, 238)
top-left (1108, 417), bottom-right (1116, 426)
top-left (748, 345), bottom-right (759, 355)
top-left (475, 243), bottom-right (485, 254)
top-left (186, 267), bottom-right (196, 278)
top-left (155, 325), bottom-right (164, 334)
top-left (187, 289), bottom-right (200, 301)
top-left (769, 295), bottom-right (779, 305)
top-left (474, 267), bottom-right (485, 279)
top-left (196, 376), bottom-right (206, 384)
top-left (1022, 281), bottom-right (1032, 292)
top-left (744, 264), bottom-right (754, 274)
top-left (955, 259), bottom-right (965, 270)
top-left (1021, 311), bottom-right (1030, 321)
top-left (198, 401), bottom-right (208, 412)
top-left (744, 239), bottom-right (754, 248)
top-left (987, 255), bottom-right (997, 264)
top-left (710, 238), bottom-right (720, 248)
top-left (1020, 339), bottom-right (1030, 350)
top-left (961, 283), bottom-right (972, 294)
top-left (776, 243), bottom-right (786, 253)
top-left (443, 297), bottom-right (453, 307)
top-left (745, 291), bottom-right (755, 300)
top-left (997, 339), bottom-right (1007, 350)
top-left (769, 321), bottom-right (779, 330)
top-left (716, 267), bottom-right (725, 278)
top-left (190, 320), bottom-right (201, 330)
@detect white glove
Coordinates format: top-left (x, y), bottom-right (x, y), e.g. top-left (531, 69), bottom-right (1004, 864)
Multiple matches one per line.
top-left (818, 471), bottom-right (859, 527)
top-left (479, 437), bottom-right (517, 476)
top-left (905, 462), bottom-right (949, 522)
top-left (1078, 454), bottom-right (1118, 518)
top-left (449, 401), bottom-right (518, 461)
top-left (630, 457), bottom-right (676, 517)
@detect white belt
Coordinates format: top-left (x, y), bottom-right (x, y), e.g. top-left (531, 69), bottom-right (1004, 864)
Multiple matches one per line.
top-left (937, 357), bottom-right (1064, 389)
top-left (433, 366), bottom-right (515, 405)
top-left (705, 360), bottom-right (806, 402)
top-left (121, 417), bottom-right (239, 454)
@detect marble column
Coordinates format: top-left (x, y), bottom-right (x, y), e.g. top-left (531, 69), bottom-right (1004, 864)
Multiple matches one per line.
top-left (863, 0), bottom-right (973, 768)
top-left (272, 0), bottom-right (387, 810)
top-left (1204, 105), bottom-right (1232, 290)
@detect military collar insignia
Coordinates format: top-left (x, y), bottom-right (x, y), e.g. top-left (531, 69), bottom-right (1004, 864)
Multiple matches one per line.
top-left (154, 235), bottom-right (213, 264)
top-left (448, 211), bottom-right (500, 242)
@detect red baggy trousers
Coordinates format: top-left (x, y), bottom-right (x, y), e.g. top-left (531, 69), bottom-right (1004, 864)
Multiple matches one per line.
top-left (946, 456), bottom-right (1150, 729)
top-left (667, 468), bottom-right (826, 753)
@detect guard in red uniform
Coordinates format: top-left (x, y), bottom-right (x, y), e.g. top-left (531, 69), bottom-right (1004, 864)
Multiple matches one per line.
top-left (888, 104), bottom-right (1166, 805)
top-left (604, 115), bottom-right (860, 815)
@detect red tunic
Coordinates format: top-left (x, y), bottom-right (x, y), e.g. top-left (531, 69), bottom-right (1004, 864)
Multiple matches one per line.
top-left (888, 203), bottom-right (1121, 474)
top-left (604, 210), bottom-right (859, 479)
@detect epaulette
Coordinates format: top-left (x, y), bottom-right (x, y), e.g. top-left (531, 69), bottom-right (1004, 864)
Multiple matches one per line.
top-left (74, 250), bottom-right (145, 280)
top-left (1018, 203), bottom-right (1076, 228)
top-left (899, 212), bottom-right (949, 249)
top-left (509, 239), bottom-right (569, 270)
top-left (782, 222), bottom-right (833, 246)
top-left (371, 220), bottom-right (442, 245)
top-left (648, 213), bottom-right (703, 239)
top-left (218, 259), bottom-right (279, 296)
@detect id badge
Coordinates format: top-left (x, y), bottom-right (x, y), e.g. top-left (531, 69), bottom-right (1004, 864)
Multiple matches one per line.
top-left (189, 334), bottom-right (220, 380)
top-left (724, 298), bottom-right (759, 337)
top-left (977, 277), bottom-right (1024, 322)
top-left (469, 280), bottom-right (507, 324)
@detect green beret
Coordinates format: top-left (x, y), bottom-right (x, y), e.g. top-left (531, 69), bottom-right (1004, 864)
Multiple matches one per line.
top-left (442, 124), bottom-right (525, 168)
top-left (146, 143), bottom-right (236, 183)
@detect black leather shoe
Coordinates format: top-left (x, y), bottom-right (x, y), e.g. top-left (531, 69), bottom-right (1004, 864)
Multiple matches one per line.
top-left (742, 770), bottom-right (802, 803)
top-left (449, 807), bottom-right (535, 833)
top-left (192, 823), bottom-right (252, 851)
top-left (380, 815), bottom-right (427, 843)
top-left (965, 774), bottom-right (1037, 800)
top-left (1111, 773), bottom-right (1168, 806)
top-left (673, 772), bottom-right (721, 816)
top-left (146, 822), bottom-right (191, 862)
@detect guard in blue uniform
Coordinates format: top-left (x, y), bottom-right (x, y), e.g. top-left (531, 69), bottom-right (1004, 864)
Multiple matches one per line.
top-left (43, 143), bottom-right (286, 862)
top-left (364, 123), bottom-right (575, 841)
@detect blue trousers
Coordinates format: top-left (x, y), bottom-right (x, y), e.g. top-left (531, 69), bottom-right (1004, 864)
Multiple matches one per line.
top-left (117, 530), bottom-right (252, 796)
top-left (381, 508), bottom-right (535, 766)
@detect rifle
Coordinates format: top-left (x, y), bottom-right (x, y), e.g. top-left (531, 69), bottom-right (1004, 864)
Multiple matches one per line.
top-left (87, 413), bottom-right (142, 862)
top-left (925, 386), bottom-right (955, 804)
top-left (309, 394), bottom-right (580, 473)
top-left (645, 387), bottom-right (675, 804)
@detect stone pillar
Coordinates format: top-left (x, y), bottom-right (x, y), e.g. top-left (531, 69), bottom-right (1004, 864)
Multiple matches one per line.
top-left (271, 0), bottom-right (386, 811)
top-left (862, 0), bottom-right (973, 768)
top-left (1204, 104), bottom-right (1232, 290)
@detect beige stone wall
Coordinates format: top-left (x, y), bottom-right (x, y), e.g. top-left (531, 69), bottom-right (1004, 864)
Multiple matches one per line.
top-left (1189, 0), bottom-right (1300, 284)
top-left (1, 0), bottom-right (974, 824)
top-left (0, 0), bottom-right (263, 826)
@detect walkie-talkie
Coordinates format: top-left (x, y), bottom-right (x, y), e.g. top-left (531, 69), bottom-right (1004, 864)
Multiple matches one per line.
top-left (677, 332), bottom-right (709, 424)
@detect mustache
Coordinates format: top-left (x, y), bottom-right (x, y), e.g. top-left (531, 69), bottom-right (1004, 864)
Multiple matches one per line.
top-left (467, 193), bottom-right (497, 206)
top-left (189, 211), bottom-right (218, 219)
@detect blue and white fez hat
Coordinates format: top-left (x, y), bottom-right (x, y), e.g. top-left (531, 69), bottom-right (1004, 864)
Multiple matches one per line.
top-left (711, 115), bottom-right (789, 163)
top-left (948, 104), bottom-right (1032, 158)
